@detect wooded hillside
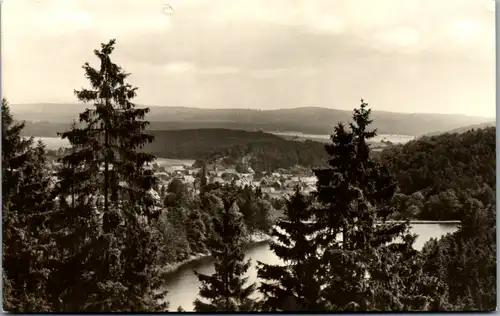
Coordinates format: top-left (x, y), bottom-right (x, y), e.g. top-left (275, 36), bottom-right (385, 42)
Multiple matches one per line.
top-left (378, 127), bottom-right (495, 220)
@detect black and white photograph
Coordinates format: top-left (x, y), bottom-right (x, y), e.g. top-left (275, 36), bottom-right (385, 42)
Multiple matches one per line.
top-left (1, 0), bottom-right (496, 312)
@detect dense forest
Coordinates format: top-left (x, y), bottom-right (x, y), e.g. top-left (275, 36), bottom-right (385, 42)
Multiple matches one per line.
top-left (30, 124), bottom-right (329, 173)
top-left (157, 178), bottom-right (276, 265)
top-left (378, 128), bottom-right (496, 220)
top-left (145, 129), bottom-right (328, 173)
top-left (3, 40), bottom-right (495, 312)
top-left (425, 121), bottom-right (495, 136)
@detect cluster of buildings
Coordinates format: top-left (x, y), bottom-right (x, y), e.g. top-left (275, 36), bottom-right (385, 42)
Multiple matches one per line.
top-left (149, 161), bottom-right (317, 200)
top-left (46, 157), bottom-right (318, 208)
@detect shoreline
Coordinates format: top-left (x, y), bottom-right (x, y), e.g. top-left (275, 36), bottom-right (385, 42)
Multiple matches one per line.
top-left (158, 231), bottom-right (271, 276)
top-left (157, 220), bottom-right (459, 276)
top-left (395, 220), bottom-right (461, 224)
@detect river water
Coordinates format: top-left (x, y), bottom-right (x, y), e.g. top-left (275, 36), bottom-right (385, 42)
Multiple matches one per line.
top-left (162, 223), bottom-right (458, 311)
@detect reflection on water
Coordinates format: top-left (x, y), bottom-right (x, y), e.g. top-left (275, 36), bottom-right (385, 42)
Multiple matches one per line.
top-left (162, 224), bottom-right (458, 311)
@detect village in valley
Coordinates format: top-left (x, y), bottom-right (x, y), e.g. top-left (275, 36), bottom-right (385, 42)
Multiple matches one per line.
top-left (3, 0), bottom-right (494, 311)
top-left (45, 147), bottom-right (317, 208)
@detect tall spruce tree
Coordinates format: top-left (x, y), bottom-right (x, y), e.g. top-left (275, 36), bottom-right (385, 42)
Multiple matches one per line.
top-left (257, 187), bottom-right (323, 311)
top-left (2, 99), bottom-right (34, 217)
top-left (312, 100), bottom-right (423, 311)
top-left (48, 39), bottom-right (167, 312)
top-left (200, 162), bottom-right (208, 194)
top-left (2, 99), bottom-right (56, 311)
top-left (193, 190), bottom-right (256, 312)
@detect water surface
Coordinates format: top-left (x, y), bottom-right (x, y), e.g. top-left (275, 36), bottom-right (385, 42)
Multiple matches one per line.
top-left (162, 223), bottom-right (458, 311)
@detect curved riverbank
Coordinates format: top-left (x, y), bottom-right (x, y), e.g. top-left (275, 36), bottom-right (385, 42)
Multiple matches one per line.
top-left (159, 232), bottom-right (271, 276)
top-left (158, 220), bottom-right (460, 276)
top-left (162, 223), bottom-right (459, 311)
top-left (159, 220), bottom-right (460, 275)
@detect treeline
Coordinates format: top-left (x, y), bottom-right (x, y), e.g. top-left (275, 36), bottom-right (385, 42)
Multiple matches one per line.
top-left (3, 40), bottom-right (170, 312)
top-left (421, 202), bottom-right (495, 310)
top-left (156, 178), bottom-right (275, 265)
top-left (14, 102), bottom-right (492, 137)
top-left (189, 100), bottom-right (496, 312)
top-left (146, 129), bottom-right (328, 172)
top-left (3, 94), bottom-right (276, 311)
top-left (425, 121), bottom-right (495, 137)
top-left (40, 127), bottom-right (329, 173)
top-left (378, 128), bottom-right (497, 309)
top-left (3, 40), bottom-right (495, 312)
top-left (1, 40), bottom-right (276, 312)
top-left (146, 128), bottom-right (283, 159)
top-left (378, 128), bottom-right (495, 220)
top-left (194, 138), bottom-right (327, 173)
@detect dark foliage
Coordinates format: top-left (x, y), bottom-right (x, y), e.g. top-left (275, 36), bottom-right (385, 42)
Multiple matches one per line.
top-left (311, 100), bottom-right (428, 311)
top-left (193, 190), bottom-right (256, 311)
top-left (8, 40), bottom-right (168, 312)
top-left (155, 180), bottom-right (275, 267)
top-left (236, 186), bottom-right (273, 234)
top-left (146, 129), bottom-right (327, 172)
top-left (258, 187), bottom-right (323, 311)
top-left (421, 200), bottom-right (496, 311)
top-left (2, 99), bottom-right (56, 312)
top-left (4, 37), bottom-right (496, 313)
top-left (43, 128), bottom-right (328, 173)
top-left (379, 127), bottom-right (495, 220)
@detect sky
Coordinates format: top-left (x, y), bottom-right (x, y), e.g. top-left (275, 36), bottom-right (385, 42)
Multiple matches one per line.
top-left (2, 0), bottom-right (496, 117)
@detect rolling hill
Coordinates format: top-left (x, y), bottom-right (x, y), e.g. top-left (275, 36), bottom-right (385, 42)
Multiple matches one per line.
top-left (378, 126), bottom-right (495, 220)
top-left (145, 129), bottom-right (329, 173)
top-left (11, 103), bottom-right (493, 137)
top-left (424, 121), bottom-right (496, 136)
top-left (43, 128), bottom-right (328, 173)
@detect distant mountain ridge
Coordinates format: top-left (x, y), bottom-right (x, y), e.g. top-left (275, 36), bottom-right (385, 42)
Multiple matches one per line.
top-left (11, 103), bottom-right (493, 137)
top-left (425, 121), bottom-right (496, 136)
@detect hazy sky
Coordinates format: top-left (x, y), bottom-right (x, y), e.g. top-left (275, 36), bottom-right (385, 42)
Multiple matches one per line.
top-left (2, 0), bottom-right (495, 117)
